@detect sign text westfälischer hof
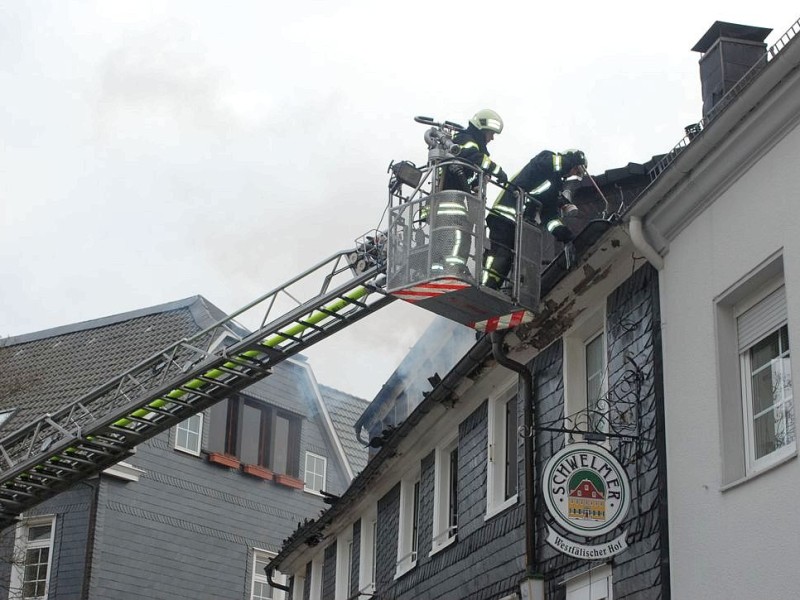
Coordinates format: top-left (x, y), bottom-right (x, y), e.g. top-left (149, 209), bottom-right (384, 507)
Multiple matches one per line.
top-left (542, 442), bottom-right (631, 560)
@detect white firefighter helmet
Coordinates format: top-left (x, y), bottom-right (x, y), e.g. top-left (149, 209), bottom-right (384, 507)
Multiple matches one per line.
top-left (469, 109), bottom-right (503, 134)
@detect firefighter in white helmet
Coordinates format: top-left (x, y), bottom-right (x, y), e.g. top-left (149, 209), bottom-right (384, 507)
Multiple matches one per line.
top-left (433, 109), bottom-right (509, 276)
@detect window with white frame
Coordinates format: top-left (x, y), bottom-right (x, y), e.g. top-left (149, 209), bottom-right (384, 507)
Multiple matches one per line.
top-left (738, 284), bottom-right (794, 473)
top-left (565, 563), bottom-right (612, 599)
top-left (251, 550), bottom-right (286, 600)
top-left (334, 527), bottom-right (353, 600)
top-left (358, 506), bottom-right (377, 596)
top-left (717, 257), bottom-right (795, 484)
top-left (431, 436), bottom-right (459, 553)
top-left (10, 516), bottom-right (55, 600)
top-left (564, 308), bottom-right (608, 440)
top-left (395, 474), bottom-right (420, 577)
top-left (175, 413), bottom-right (203, 455)
top-left (304, 452), bottom-right (327, 495)
top-left (487, 382), bottom-right (519, 517)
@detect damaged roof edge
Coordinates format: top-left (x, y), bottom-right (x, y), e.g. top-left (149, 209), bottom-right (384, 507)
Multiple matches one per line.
top-left (268, 334), bottom-right (494, 572)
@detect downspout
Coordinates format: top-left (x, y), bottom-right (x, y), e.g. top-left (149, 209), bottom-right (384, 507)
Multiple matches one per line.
top-left (80, 477), bottom-right (100, 600)
top-left (491, 331), bottom-right (542, 594)
top-left (628, 216), bottom-right (664, 271)
top-left (267, 567), bottom-right (291, 595)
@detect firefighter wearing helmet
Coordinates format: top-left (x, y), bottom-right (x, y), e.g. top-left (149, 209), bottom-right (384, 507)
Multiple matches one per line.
top-left (483, 149), bottom-right (588, 289)
top-left (431, 109), bottom-right (509, 276)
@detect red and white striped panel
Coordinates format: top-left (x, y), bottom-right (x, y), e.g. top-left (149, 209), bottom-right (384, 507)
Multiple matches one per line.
top-left (391, 277), bottom-right (471, 303)
top-left (471, 309), bottom-right (535, 332)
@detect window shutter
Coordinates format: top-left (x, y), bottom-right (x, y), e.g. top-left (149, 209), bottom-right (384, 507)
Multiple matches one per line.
top-left (737, 286), bottom-right (787, 351)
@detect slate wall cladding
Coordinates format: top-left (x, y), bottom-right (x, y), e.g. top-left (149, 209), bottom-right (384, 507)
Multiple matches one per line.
top-left (534, 264), bottom-right (669, 599)
top-left (373, 401), bottom-right (525, 600)
top-left (304, 561), bottom-right (312, 600)
top-left (323, 541), bottom-right (337, 600)
top-left (363, 264), bottom-right (667, 600)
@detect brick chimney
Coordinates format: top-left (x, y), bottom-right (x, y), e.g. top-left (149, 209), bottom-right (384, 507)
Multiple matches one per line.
top-left (692, 21), bottom-right (772, 117)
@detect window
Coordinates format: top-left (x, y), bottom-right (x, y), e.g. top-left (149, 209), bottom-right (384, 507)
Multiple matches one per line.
top-left (10, 517), bottom-right (55, 600)
top-left (208, 396), bottom-right (302, 475)
top-left (251, 550), bottom-right (285, 600)
top-left (358, 506), bottom-right (377, 596)
top-left (564, 309), bottom-right (608, 440)
top-left (335, 528), bottom-right (353, 600)
top-left (175, 413), bottom-right (203, 455)
top-left (487, 382), bottom-right (519, 517)
top-left (431, 436), bottom-right (459, 552)
top-left (395, 475), bottom-right (420, 577)
top-left (738, 286), bottom-right (794, 473)
top-left (717, 257), bottom-right (795, 484)
top-left (304, 452), bottom-right (327, 495)
top-left (565, 564), bottom-right (612, 599)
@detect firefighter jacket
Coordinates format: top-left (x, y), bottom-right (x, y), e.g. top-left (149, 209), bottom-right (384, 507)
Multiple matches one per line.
top-left (442, 124), bottom-right (506, 192)
top-left (489, 150), bottom-right (570, 225)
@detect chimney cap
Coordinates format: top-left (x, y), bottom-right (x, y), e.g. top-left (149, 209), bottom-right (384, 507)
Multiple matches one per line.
top-left (692, 21), bottom-right (772, 53)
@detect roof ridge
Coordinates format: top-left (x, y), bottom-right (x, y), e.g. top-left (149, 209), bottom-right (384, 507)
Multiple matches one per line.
top-left (2, 295), bottom-right (215, 346)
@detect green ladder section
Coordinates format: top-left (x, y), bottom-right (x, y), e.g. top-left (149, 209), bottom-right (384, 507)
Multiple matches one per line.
top-left (0, 250), bottom-right (393, 530)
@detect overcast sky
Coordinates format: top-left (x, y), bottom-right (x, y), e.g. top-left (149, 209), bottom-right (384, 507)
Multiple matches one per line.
top-left (2, 2), bottom-right (798, 400)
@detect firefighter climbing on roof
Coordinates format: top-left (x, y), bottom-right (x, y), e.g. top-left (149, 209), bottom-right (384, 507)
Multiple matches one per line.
top-left (432, 109), bottom-right (509, 276)
top-left (483, 149), bottom-right (588, 289)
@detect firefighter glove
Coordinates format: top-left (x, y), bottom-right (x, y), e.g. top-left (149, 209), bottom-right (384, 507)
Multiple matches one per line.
top-left (496, 168), bottom-right (508, 184)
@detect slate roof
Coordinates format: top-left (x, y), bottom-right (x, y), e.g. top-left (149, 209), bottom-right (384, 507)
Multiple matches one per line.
top-left (318, 385), bottom-right (370, 475)
top-left (0, 296), bottom-right (222, 438)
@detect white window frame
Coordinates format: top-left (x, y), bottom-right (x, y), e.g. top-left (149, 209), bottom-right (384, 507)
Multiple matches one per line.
top-left (486, 380), bottom-right (520, 519)
top-left (716, 255), bottom-right (796, 487)
top-left (431, 435), bottom-right (459, 554)
top-left (304, 452), bottom-right (328, 495)
top-left (9, 516), bottom-right (55, 600)
top-left (564, 308), bottom-right (608, 442)
top-left (564, 563), bottom-right (613, 599)
top-left (291, 572), bottom-right (306, 600)
top-left (736, 282), bottom-right (795, 475)
top-left (358, 505), bottom-right (377, 596)
top-left (174, 412), bottom-right (204, 456)
top-left (309, 555), bottom-right (323, 600)
top-left (251, 548), bottom-right (286, 600)
top-left (395, 473), bottom-right (420, 578)
top-left (334, 526), bottom-right (353, 600)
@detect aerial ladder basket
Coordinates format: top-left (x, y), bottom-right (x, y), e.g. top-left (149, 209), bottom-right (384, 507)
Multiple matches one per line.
top-left (385, 116), bottom-right (542, 331)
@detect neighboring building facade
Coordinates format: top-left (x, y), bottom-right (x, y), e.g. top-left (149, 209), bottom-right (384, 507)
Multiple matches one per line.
top-left (0, 296), bottom-right (368, 600)
top-left (628, 19), bottom-right (800, 599)
top-left (266, 16), bottom-right (800, 600)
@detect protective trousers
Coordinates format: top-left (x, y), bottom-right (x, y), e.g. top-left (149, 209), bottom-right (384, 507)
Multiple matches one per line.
top-left (482, 215), bottom-right (515, 289)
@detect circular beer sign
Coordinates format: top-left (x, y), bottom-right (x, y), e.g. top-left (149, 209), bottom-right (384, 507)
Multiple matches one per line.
top-left (542, 443), bottom-right (631, 537)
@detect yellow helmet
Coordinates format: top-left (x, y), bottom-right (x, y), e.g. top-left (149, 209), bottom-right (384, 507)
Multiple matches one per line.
top-left (469, 109), bottom-right (503, 134)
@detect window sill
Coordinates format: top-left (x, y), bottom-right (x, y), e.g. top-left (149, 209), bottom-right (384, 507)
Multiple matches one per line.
top-left (174, 445), bottom-right (201, 457)
top-left (303, 488), bottom-right (326, 497)
top-left (429, 534), bottom-right (457, 557)
top-left (720, 450), bottom-right (797, 492)
top-left (103, 461), bottom-right (146, 482)
top-left (243, 464), bottom-right (274, 480)
top-left (207, 452), bottom-right (241, 469)
top-left (393, 561), bottom-right (417, 580)
top-left (275, 473), bottom-right (304, 489)
top-left (485, 494), bottom-right (518, 521)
